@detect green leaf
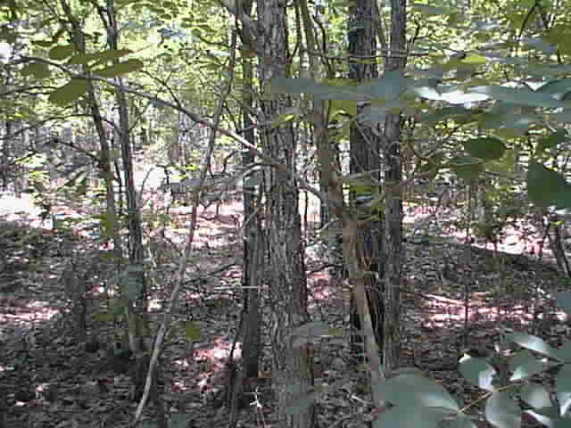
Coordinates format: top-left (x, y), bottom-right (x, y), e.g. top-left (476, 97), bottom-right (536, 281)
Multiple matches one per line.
top-left (48, 44), bottom-right (75, 60)
top-left (271, 77), bottom-right (360, 100)
top-left (411, 3), bottom-right (451, 15)
top-left (330, 99), bottom-right (357, 117)
top-left (527, 162), bottom-right (571, 209)
top-left (377, 373), bottom-right (459, 411)
top-left (557, 340), bottom-right (571, 363)
top-left (168, 413), bottom-right (191, 428)
top-left (556, 364), bottom-right (571, 415)
top-left (521, 383), bottom-right (554, 411)
top-left (485, 391), bottom-right (521, 428)
top-left (525, 409), bottom-right (560, 427)
top-left (553, 418), bottom-right (571, 427)
top-left (48, 79), bottom-right (89, 106)
top-left (554, 292), bottom-right (571, 316)
top-left (93, 311), bottom-right (115, 322)
top-left (461, 54), bottom-right (488, 65)
top-left (32, 40), bottom-right (56, 48)
top-left (538, 79), bottom-right (571, 100)
top-left (472, 86), bottom-right (563, 109)
top-left (464, 137), bottom-right (506, 160)
top-left (181, 321), bottom-right (202, 341)
top-left (20, 62), bottom-right (50, 79)
top-left (509, 351), bottom-right (549, 381)
top-left (95, 59), bottom-right (144, 77)
top-left (373, 405), bottom-right (452, 428)
top-left (440, 414), bottom-right (477, 428)
top-left (538, 130), bottom-right (569, 153)
top-left (68, 49), bottom-right (133, 65)
top-left (459, 354), bottom-right (496, 391)
top-left (449, 157), bottom-right (483, 182)
top-left (508, 332), bottom-right (561, 360)
top-left (358, 71), bottom-right (408, 101)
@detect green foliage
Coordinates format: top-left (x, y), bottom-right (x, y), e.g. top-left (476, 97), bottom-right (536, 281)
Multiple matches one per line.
top-left (48, 79), bottom-right (90, 106)
top-left (527, 163), bottom-right (571, 209)
top-left (371, 292), bottom-right (571, 427)
top-left (180, 320), bottom-right (202, 342)
top-left (464, 138), bottom-right (506, 161)
top-left (94, 59), bottom-right (144, 77)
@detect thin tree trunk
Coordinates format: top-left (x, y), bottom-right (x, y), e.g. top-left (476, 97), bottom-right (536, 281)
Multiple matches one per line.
top-left (381, 0), bottom-right (407, 373)
top-left (257, 1), bottom-right (315, 426)
top-left (59, 0), bottom-right (122, 261)
top-left (348, 0), bottom-right (384, 349)
top-left (240, 49), bottom-right (262, 381)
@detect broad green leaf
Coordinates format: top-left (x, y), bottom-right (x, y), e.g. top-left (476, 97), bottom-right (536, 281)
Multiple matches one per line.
top-left (472, 86), bottom-right (563, 109)
top-left (485, 391), bottom-right (521, 428)
top-left (449, 157), bottom-right (483, 181)
top-left (459, 355), bottom-right (496, 391)
top-left (508, 332), bottom-right (561, 360)
top-left (330, 99), bottom-right (357, 117)
top-left (358, 71), bottom-right (408, 101)
top-left (411, 3), bottom-right (450, 15)
top-left (556, 364), bottom-right (571, 415)
top-left (440, 413), bottom-right (477, 428)
top-left (377, 373), bottom-right (459, 411)
top-left (522, 37), bottom-right (556, 54)
top-left (524, 409), bottom-right (559, 427)
top-left (20, 62), bottom-right (50, 79)
top-left (557, 340), bottom-right (571, 363)
top-left (521, 383), bottom-right (553, 411)
top-left (538, 79), bottom-right (571, 100)
top-left (537, 130), bottom-right (569, 153)
top-left (271, 77), bottom-right (363, 101)
top-left (461, 54), bottom-right (488, 65)
top-left (48, 79), bottom-right (89, 106)
top-left (411, 87), bottom-right (489, 104)
top-left (510, 351), bottom-right (549, 381)
top-left (95, 59), bottom-right (144, 77)
top-left (169, 413), bottom-right (191, 428)
top-left (373, 405), bottom-right (451, 428)
top-left (32, 40), bottom-right (55, 48)
top-left (464, 137), bottom-right (506, 160)
top-left (527, 163), bottom-right (571, 209)
top-left (68, 49), bottom-right (133, 65)
top-left (554, 292), bottom-right (571, 316)
top-left (553, 418), bottom-right (571, 427)
top-left (422, 106), bottom-right (473, 124)
top-left (93, 311), bottom-right (114, 322)
top-left (48, 44), bottom-right (75, 60)
top-left (181, 321), bottom-right (201, 341)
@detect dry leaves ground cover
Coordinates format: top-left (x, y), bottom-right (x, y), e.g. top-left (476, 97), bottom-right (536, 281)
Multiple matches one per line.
top-left (0, 192), bottom-right (569, 427)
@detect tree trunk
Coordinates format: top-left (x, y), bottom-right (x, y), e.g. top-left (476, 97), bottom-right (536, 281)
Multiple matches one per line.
top-left (59, 0), bottom-right (122, 262)
top-left (240, 49), bottom-right (262, 382)
top-left (257, 1), bottom-right (315, 426)
top-left (348, 0), bottom-right (384, 350)
top-left (381, 0), bottom-right (407, 373)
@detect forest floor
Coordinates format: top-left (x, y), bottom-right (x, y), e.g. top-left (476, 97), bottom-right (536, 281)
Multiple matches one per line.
top-left (0, 190), bottom-right (569, 428)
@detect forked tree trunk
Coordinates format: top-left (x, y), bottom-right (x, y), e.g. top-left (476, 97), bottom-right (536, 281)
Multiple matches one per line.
top-left (257, 1), bottom-right (315, 426)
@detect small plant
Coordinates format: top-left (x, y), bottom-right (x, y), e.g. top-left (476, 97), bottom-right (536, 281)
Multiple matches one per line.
top-left (372, 291), bottom-right (571, 428)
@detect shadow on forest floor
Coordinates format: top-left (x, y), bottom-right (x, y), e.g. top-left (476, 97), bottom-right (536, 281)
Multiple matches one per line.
top-left (0, 193), bottom-right (569, 427)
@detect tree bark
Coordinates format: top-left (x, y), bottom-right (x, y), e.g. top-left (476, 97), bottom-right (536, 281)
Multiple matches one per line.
top-left (257, 1), bottom-right (315, 426)
top-left (348, 0), bottom-right (384, 349)
top-left (381, 0), bottom-right (407, 373)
